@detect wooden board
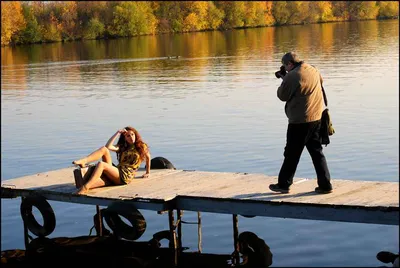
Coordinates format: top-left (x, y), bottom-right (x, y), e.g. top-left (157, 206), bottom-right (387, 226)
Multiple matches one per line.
top-left (1, 167), bottom-right (398, 225)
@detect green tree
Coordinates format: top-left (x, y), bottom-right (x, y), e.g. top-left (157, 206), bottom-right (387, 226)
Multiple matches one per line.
top-left (41, 12), bottom-right (62, 42)
top-left (83, 17), bottom-right (105, 39)
top-left (18, 3), bottom-right (42, 44)
top-left (110, 2), bottom-right (157, 37)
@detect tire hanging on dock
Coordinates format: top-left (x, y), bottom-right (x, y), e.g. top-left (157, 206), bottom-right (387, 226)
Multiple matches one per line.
top-left (20, 195), bottom-right (56, 237)
top-left (103, 201), bottom-right (146, 241)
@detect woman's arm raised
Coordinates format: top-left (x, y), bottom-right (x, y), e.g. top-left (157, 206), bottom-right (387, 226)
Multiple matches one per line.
top-left (105, 129), bottom-right (125, 152)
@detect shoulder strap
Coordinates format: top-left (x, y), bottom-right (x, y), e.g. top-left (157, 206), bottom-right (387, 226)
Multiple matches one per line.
top-left (322, 86), bottom-right (328, 107)
top-left (320, 77), bottom-right (328, 107)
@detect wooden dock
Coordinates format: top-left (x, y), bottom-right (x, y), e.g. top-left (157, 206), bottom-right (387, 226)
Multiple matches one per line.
top-left (1, 167), bottom-right (398, 225)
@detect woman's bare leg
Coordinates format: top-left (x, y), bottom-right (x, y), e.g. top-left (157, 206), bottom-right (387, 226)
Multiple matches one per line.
top-left (76, 161), bottom-right (120, 194)
top-left (73, 146), bottom-right (112, 167)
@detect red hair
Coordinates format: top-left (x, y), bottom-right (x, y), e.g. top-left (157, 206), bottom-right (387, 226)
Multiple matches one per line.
top-left (116, 126), bottom-right (148, 162)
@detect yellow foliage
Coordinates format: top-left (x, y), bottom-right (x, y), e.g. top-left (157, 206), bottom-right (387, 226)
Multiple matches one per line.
top-left (378, 1), bottom-right (399, 18)
top-left (1, 1), bottom-right (26, 45)
top-left (183, 12), bottom-right (199, 32)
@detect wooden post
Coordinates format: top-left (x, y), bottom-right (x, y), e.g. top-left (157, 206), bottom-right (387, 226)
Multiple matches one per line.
top-left (232, 214), bottom-right (240, 265)
top-left (22, 197), bottom-right (30, 249)
top-left (197, 211), bottom-right (202, 253)
top-left (96, 205), bottom-right (102, 236)
top-left (177, 209), bottom-right (183, 250)
top-left (168, 210), bottom-right (178, 267)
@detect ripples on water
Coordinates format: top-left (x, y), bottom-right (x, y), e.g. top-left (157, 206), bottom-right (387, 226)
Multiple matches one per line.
top-left (1, 20), bottom-right (398, 266)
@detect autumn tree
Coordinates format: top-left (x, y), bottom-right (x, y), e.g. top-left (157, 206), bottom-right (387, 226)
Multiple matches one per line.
top-left (59, 1), bottom-right (78, 40)
top-left (0, 1), bottom-right (398, 46)
top-left (331, 1), bottom-right (350, 20)
top-left (377, 1), bottom-right (399, 19)
top-left (308, 1), bottom-right (334, 23)
top-left (286, 1), bottom-right (309, 24)
top-left (272, 1), bottom-right (291, 25)
top-left (215, 1), bottom-right (246, 29)
top-left (207, 1), bottom-right (224, 29)
top-left (1, 1), bottom-right (26, 45)
top-left (17, 3), bottom-right (42, 44)
top-left (41, 12), bottom-right (63, 42)
top-left (180, 1), bottom-right (210, 32)
top-left (243, 2), bottom-right (271, 27)
top-left (77, 1), bottom-right (110, 38)
top-left (110, 2), bottom-right (157, 37)
top-left (348, 1), bottom-right (379, 20)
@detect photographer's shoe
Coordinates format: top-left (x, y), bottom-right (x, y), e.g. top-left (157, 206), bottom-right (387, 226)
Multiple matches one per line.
top-left (269, 184), bottom-right (290, 194)
top-left (315, 187), bottom-right (333, 194)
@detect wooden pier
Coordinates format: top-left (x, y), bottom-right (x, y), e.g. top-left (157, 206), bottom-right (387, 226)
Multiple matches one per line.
top-left (1, 166), bottom-right (398, 225)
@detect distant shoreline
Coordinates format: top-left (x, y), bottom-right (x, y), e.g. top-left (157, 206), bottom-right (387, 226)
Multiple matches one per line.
top-left (2, 18), bottom-right (398, 48)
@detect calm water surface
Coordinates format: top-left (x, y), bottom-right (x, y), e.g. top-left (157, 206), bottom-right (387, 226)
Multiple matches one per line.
top-left (1, 20), bottom-right (399, 266)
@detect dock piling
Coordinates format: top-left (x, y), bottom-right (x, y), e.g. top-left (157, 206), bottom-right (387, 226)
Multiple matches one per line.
top-left (232, 214), bottom-right (240, 265)
top-left (197, 211), bottom-right (202, 253)
top-left (22, 197), bottom-right (30, 249)
top-left (168, 210), bottom-right (178, 267)
top-left (177, 209), bottom-right (183, 249)
top-left (95, 205), bottom-right (102, 236)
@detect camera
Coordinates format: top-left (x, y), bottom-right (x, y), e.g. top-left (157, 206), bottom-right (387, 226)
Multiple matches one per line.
top-left (275, 65), bottom-right (287, 79)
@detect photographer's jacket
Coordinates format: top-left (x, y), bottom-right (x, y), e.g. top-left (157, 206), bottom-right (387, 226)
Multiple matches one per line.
top-left (277, 62), bottom-right (324, 124)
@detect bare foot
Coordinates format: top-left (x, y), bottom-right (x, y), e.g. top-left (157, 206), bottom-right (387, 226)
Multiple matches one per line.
top-left (75, 185), bottom-right (88, 195)
top-left (72, 159), bottom-right (86, 168)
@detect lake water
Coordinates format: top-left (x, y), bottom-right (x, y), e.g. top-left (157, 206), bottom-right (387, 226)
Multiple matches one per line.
top-left (1, 20), bottom-right (398, 266)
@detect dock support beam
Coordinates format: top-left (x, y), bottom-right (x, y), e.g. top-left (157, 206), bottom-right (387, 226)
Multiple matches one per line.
top-left (95, 205), bottom-right (103, 236)
top-left (22, 197), bottom-right (30, 249)
top-left (197, 212), bottom-right (202, 253)
top-left (168, 210), bottom-right (178, 267)
top-left (177, 209), bottom-right (182, 249)
top-left (232, 214), bottom-right (240, 265)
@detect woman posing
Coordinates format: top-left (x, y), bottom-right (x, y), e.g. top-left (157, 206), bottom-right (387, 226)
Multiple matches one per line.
top-left (72, 126), bottom-right (151, 194)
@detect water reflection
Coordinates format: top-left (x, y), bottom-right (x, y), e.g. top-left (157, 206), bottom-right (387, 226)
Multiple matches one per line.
top-left (230, 231), bottom-right (273, 267)
top-left (1, 20), bottom-right (398, 267)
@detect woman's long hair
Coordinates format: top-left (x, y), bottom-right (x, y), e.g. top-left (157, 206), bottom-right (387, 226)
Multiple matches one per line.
top-left (116, 126), bottom-right (148, 162)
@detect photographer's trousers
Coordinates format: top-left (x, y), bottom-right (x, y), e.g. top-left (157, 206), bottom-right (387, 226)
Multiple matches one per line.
top-left (278, 120), bottom-right (332, 190)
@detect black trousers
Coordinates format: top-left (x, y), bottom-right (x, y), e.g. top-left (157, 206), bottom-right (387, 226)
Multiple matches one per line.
top-left (278, 120), bottom-right (332, 189)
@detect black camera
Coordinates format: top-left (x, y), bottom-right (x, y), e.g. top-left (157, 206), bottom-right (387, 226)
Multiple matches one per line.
top-left (275, 65), bottom-right (287, 79)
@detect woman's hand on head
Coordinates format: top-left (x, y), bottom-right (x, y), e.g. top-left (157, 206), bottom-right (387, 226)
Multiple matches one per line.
top-left (118, 129), bottom-right (127, 134)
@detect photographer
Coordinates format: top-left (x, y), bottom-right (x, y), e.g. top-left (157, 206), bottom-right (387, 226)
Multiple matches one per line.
top-left (269, 52), bottom-right (333, 194)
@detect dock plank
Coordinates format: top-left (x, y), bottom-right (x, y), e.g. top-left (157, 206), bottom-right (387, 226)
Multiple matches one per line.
top-left (1, 167), bottom-right (398, 225)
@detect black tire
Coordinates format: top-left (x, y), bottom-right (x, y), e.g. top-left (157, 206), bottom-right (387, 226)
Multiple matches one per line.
top-left (103, 202), bottom-right (146, 241)
top-left (20, 196), bottom-right (56, 237)
top-left (149, 157), bottom-right (176, 170)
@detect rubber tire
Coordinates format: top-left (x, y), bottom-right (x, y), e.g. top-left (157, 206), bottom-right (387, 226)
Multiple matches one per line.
top-left (149, 157), bottom-right (176, 170)
top-left (20, 196), bottom-right (56, 237)
top-left (103, 202), bottom-right (146, 241)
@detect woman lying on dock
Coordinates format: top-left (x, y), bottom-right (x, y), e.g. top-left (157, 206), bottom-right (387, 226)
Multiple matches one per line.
top-left (72, 126), bottom-right (151, 194)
